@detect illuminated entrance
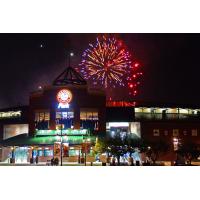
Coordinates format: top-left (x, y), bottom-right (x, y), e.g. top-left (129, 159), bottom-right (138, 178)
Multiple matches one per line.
top-left (14, 147), bottom-right (29, 163)
top-left (106, 122), bottom-right (141, 138)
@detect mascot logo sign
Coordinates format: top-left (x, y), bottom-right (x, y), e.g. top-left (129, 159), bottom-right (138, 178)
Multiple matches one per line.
top-left (57, 89), bottom-right (72, 109)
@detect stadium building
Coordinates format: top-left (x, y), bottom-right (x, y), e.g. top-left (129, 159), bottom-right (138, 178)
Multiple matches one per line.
top-left (0, 67), bottom-right (200, 165)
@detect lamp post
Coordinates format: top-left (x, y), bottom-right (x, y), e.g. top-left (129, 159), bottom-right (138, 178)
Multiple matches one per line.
top-left (60, 116), bottom-right (63, 166)
top-left (84, 138), bottom-right (91, 166)
top-left (84, 141), bottom-right (87, 166)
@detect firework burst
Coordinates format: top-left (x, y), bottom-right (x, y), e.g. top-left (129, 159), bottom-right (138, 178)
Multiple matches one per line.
top-left (78, 35), bottom-right (142, 97)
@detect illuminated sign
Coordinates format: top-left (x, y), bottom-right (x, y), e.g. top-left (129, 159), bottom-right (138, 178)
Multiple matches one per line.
top-left (54, 142), bottom-right (61, 156)
top-left (35, 129), bottom-right (89, 136)
top-left (0, 111), bottom-right (21, 119)
top-left (57, 89), bottom-right (72, 109)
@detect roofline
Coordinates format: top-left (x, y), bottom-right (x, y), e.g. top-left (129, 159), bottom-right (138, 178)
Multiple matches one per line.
top-left (0, 105), bottom-right (29, 112)
top-left (106, 101), bottom-right (200, 109)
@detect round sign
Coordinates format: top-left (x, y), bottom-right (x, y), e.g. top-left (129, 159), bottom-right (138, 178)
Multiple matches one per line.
top-left (56, 89), bottom-right (72, 104)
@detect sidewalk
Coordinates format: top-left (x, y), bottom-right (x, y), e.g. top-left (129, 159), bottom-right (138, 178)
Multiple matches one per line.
top-left (0, 161), bottom-right (103, 166)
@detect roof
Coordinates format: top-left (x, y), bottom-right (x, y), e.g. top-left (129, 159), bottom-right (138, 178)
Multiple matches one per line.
top-left (0, 134), bottom-right (95, 146)
top-left (0, 105), bottom-right (29, 112)
top-left (53, 67), bottom-right (87, 86)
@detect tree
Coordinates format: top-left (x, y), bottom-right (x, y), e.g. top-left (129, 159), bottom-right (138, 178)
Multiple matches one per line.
top-left (93, 137), bottom-right (106, 156)
top-left (105, 135), bottom-right (126, 165)
top-left (105, 134), bottom-right (143, 165)
top-left (124, 137), bottom-right (142, 164)
top-left (177, 142), bottom-right (200, 165)
top-left (141, 139), bottom-right (169, 165)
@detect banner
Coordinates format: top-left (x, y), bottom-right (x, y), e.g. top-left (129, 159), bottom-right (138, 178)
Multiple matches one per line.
top-left (54, 142), bottom-right (61, 157)
top-left (63, 143), bottom-right (69, 157)
top-left (82, 142), bottom-right (90, 154)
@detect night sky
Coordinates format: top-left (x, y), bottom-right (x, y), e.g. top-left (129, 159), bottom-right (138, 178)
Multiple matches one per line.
top-left (0, 33), bottom-right (200, 108)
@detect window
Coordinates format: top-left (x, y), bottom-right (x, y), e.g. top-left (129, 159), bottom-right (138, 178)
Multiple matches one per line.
top-left (45, 112), bottom-right (50, 121)
top-left (44, 149), bottom-right (53, 157)
top-left (173, 129), bottom-right (179, 137)
top-left (39, 113), bottom-right (44, 121)
top-left (80, 109), bottom-right (98, 120)
top-left (35, 113), bottom-right (39, 122)
top-left (191, 129), bottom-right (197, 136)
top-left (35, 111), bottom-right (50, 130)
top-left (69, 149), bottom-right (79, 156)
top-left (153, 129), bottom-right (159, 136)
top-left (3, 124), bottom-right (28, 140)
top-left (173, 138), bottom-right (179, 151)
top-left (80, 108), bottom-right (99, 130)
top-left (35, 111), bottom-right (50, 122)
top-left (56, 111), bottom-right (74, 119)
top-left (179, 109), bottom-right (188, 114)
top-left (37, 150), bottom-right (43, 156)
top-left (166, 108), bottom-right (178, 114)
top-left (56, 111), bottom-right (74, 129)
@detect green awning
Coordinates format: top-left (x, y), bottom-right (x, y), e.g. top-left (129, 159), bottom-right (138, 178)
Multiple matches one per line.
top-left (0, 134), bottom-right (95, 146)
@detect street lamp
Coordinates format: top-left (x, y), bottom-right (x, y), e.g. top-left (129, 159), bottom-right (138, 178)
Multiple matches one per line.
top-left (60, 108), bottom-right (69, 166)
top-left (60, 116), bottom-right (63, 166)
top-left (83, 138), bottom-right (91, 166)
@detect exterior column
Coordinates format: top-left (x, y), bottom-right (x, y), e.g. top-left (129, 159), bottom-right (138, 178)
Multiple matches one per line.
top-left (98, 108), bottom-right (106, 133)
top-left (29, 108), bottom-right (35, 136)
top-left (49, 109), bottom-right (56, 130)
top-left (74, 107), bottom-right (80, 129)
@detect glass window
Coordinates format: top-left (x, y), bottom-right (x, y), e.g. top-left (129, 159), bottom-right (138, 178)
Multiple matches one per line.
top-left (173, 138), bottom-right (179, 151)
top-left (39, 113), bottom-right (45, 121)
top-left (56, 111), bottom-right (74, 129)
top-left (69, 149), bottom-right (79, 156)
top-left (37, 150), bottom-right (43, 156)
top-left (35, 111), bottom-right (50, 122)
top-left (93, 112), bottom-right (98, 120)
top-left (135, 108), bottom-right (143, 113)
top-left (62, 112), bottom-right (68, 119)
top-left (143, 108), bottom-right (151, 113)
top-left (56, 112), bottom-right (62, 119)
top-left (173, 129), bottom-right (179, 137)
top-left (153, 129), bottom-right (159, 136)
top-left (35, 113), bottom-right (39, 121)
top-left (45, 112), bottom-right (50, 121)
top-left (56, 111), bottom-right (74, 119)
top-left (87, 112), bottom-right (93, 120)
top-left (67, 112), bottom-right (74, 119)
top-left (80, 109), bottom-right (98, 120)
top-left (191, 129), bottom-right (197, 136)
top-left (80, 109), bottom-right (99, 130)
top-left (167, 108), bottom-right (178, 114)
top-left (44, 149), bottom-right (53, 157)
top-left (179, 109), bottom-right (189, 114)
top-left (80, 112), bottom-right (87, 120)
